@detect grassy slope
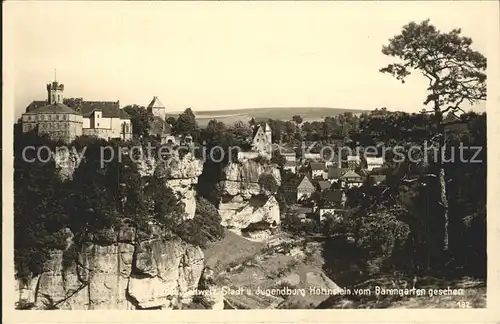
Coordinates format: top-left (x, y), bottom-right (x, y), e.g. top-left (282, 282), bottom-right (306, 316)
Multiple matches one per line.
top-left (203, 230), bottom-right (339, 309)
top-left (203, 229), bottom-right (265, 273)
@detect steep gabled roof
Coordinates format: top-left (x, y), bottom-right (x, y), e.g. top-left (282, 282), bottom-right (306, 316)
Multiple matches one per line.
top-left (252, 124), bottom-right (266, 138)
top-left (316, 180), bottom-right (332, 191)
top-left (341, 170), bottom-right (363, 179)
top-left (297, 175), bottom-right (315, 191)
top-left (147, 96), bottom-right (165, 110)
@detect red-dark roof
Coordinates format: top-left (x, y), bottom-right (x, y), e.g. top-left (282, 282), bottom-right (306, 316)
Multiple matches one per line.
top-left (324, 189), bottom-right (344, 203)
top-left (369, 174), bottom-right (387, 183)
top-left (316, 180), bottom-right (332, 191)
top-left (26, 99), bottom-right (130, 119)
top-left (328, 167), bottom-right (348, 179)
top-left (341, 170), bottom-right (363, 180)
top-left (26, 101), bottom-right (49, 113)
top-left (75, 101), bottom-right (122, 118)
top-left (310, 162), bottom-right (326, 171)
top-left (24, 103), bottom-right (81, 115)
top-left (150, 116), bottom-right (171, 134)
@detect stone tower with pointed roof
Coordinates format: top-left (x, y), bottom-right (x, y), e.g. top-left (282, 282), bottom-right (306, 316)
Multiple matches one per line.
top-left (147, 96), bottom-right (166, 120)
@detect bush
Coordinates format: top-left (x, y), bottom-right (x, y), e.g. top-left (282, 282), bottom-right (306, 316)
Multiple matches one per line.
top-left (175, 196), bottom-right (225, 248)
top-left (258, 173), bottom-right (278, 194)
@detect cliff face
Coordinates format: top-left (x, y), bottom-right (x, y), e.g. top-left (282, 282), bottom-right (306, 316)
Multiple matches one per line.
top-left (150, 153), bottom-right (203, 220)
top-left (54, 149), bottom-right (81, 180)
top-left (218, 159), bottom-right (281, 241)
top-left (15, 228), bottom-right (221, 310)
top-left (54, 149), bottom-right (203, 220)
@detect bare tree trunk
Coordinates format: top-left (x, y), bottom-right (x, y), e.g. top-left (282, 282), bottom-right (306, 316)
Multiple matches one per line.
top-left (435, 108), bottom-right (449, 252)
top-left (439, 167), bottom-right (449, 251)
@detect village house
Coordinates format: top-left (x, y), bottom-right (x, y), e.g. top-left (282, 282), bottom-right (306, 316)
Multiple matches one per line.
top-left (283, 160), bottom-right (297, 174)
top-left (346, 155), bottom-right (361, 169)
top-left (310, 162), bottom-right (327, 179)
top-left (340, 170), bottom-right (364, 188)
top-left (369, 174), bottom-right (387, 186)
top-left (281, 176), bottom-right (301, 203)
top-left (327, 166), bottom-right (349, 183)
top-left (22, 79), bottom-right (132, 143)
top-left (365, 156), bottom-right (384, 171)
top-left (303, 152), bottom-right (322, 161)
top-left (319, 208), bottom-right (336, 222)
top-left (317, 189), bottom-right (346, 222)
top-left (281, 149), bottom-right (297, 162)
top-left (291, 206), bottom-right (315, 223)
top-left (297, 175), bottom-right (316, 201)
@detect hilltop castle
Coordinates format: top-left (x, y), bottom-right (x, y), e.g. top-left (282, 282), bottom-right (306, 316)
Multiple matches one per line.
top-left (22, 79), bottom-right (132, 143)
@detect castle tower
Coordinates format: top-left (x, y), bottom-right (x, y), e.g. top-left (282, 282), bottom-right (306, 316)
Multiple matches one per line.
top-left (147, 96), bottom-right (166, 119)
top-left (47, 80), bottom-right (64, 104)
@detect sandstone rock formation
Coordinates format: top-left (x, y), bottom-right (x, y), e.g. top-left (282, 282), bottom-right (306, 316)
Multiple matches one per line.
top-left (218, 159), bottom-right (281, 240)
top-left (15, 229), bottom-right (208, 310)
top-left (196, 267), bottom-right (224, 310)
top-left (153, 153), bottom-right (203, 220)
top-left (54, 149), bottom-right (81, 180)
top-left (54, 148), bottom-right (203, 220)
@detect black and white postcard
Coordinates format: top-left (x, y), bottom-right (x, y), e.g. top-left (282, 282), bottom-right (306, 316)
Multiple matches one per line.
top-left (3, 1), bottom-right (499, 323)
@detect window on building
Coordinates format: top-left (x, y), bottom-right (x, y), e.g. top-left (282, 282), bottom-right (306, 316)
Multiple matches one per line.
top-left (41, 115), bottom-right (45, 120)
top-left (52, 94), bottom-right (55, 103)
top-left (56, 115), bottom-right (59, 120)
top-left (63, 115), bottom-right (67, 120)
top-left (28, 116), bottom-right (31, 121)
top-left (48, 115), bottom-right (52, 121)
top-left (97, 123), bottom-right (99, 127)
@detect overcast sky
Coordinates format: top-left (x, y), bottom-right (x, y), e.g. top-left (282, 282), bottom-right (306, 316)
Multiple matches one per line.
top-left (6, 1), bottom-right (497, 117)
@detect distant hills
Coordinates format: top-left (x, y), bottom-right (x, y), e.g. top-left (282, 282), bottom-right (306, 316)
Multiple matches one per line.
top-left (165, 107), bottom-right (372, 127)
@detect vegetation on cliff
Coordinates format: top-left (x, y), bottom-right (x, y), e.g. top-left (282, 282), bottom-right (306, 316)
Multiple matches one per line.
top-left (13, 129), bottom-right (223, 279)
